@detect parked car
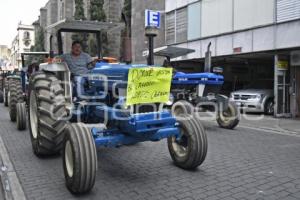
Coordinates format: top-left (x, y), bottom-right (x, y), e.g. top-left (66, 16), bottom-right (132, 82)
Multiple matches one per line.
top-left (229, 80), bottom-right (274, 115)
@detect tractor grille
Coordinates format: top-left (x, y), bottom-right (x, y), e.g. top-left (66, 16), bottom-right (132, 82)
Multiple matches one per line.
top-left (133, 104), bottom-right (160, 114)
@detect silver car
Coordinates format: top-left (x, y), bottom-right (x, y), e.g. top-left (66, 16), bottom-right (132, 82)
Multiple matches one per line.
top-left (229, 87), bottom-right (274, 115)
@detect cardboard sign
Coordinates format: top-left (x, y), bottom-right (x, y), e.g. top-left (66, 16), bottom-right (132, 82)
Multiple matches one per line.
top-left (126, 67), bottom-right (173, 106)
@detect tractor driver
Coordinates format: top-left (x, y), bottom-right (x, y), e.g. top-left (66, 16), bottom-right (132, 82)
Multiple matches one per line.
top-left (61, 41), bottom-right (95, 76)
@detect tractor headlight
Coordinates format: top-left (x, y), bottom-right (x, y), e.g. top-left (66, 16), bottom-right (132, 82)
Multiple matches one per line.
top-left (166, 94), bottom-right (174, 106)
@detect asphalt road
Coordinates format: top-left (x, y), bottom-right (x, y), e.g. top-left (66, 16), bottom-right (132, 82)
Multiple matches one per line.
top-left (0, 104), bottom-right (300, 200)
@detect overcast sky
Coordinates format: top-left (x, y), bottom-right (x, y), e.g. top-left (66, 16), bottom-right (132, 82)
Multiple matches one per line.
top-left (0, 0), bottom-right (49, 46)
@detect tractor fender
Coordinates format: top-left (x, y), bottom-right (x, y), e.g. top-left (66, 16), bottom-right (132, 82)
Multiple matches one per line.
top-left (40, 62), bottom-right (70, 72)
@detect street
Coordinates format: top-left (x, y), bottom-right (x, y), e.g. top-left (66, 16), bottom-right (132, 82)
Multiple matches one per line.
top-left (0, 105), bottom-right (299, 200)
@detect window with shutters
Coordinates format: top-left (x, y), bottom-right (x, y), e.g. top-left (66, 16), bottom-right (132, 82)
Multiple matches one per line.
top-left (176, 7), bottom-right (188, 43)
top-left (166, 11), bottom-right (176, 44)
top-left (166, 7), bottom-right (188, 44)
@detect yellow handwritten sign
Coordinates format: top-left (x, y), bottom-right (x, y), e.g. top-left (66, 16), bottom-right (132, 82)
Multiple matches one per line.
top-left (126, 67), bottom-right (173, 106)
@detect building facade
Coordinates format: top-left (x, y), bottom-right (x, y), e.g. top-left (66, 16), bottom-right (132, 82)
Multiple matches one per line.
top-left (10, 23), bottom-right (35, 69)
top-left (39, 0), bottom-right (124, 58)
top-left (164, 0), bottom-right (300, 118)
top-left (0, 45), bottom-right (11, 69)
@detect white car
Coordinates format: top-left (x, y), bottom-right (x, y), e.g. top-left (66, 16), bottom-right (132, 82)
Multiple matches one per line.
top-left (230, 86), bottom-right (274, 115)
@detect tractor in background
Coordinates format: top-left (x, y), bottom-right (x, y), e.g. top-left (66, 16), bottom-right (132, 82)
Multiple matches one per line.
top-left (6, 52), bottom-right (49, 130)
top-left (27, 20), bottom-right (208, 194)
top-left (155, 44), bottom-right (240, 129)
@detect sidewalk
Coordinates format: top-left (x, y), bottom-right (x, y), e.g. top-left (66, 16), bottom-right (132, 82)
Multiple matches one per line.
top-left (239, 114), bottom-right (300, 135)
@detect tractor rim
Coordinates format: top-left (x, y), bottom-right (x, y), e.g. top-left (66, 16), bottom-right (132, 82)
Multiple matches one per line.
top-left (29, 91), bottom-right (38, 139)
top-left (171, 127), bottom-right (189, 157)
top-left (65, 141), bottom-right (74, 178)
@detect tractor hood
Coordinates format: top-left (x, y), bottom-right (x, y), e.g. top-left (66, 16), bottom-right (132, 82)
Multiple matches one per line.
top-left (173, 72), bottom-right (224, 85)
top-left (92, 62), bottom-right (148, 82)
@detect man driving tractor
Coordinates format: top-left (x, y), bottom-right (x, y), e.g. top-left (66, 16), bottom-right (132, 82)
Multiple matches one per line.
top-left (61, 41), bottom-right (94, 75)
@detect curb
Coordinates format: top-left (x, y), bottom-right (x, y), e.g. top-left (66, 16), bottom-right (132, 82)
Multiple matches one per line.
top-left (0, 135), bottom-right (26, 200)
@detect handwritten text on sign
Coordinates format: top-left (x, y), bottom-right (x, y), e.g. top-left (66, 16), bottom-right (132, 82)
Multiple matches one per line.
top-left (126, 67), bottom-right (173, 106)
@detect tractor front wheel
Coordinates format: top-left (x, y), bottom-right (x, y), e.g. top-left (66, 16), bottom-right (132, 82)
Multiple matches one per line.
top-left (168, 114), bottom-right (208, 170)
top-left (8, 78), bottom-right (23, 122)
top-left (17, 102), bottom-right (27, 130)
top-left (63, 123), bottom-right (97, 194)
top-left (172, 100), bottom-right (194, 117)
top-left (216, 102), bottom-right (240, 129)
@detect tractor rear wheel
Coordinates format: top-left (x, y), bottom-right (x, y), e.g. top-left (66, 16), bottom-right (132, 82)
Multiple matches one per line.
top-left (216, 102), bottom-right (240, 129)
top-left (17, 102), bottom-right (27, 130)
top-left (9, 78), bottom-right (23, 122)
top-left (63, 123), bottom-right (97, 194)
top-left (168, 114), bottom-right (208, 170)
top-left (3, 79), bottom-right (9, 107)
top-left (0, 91), bottom-right (3, 103)
top-left (28, 72), bottom-right (67, 156)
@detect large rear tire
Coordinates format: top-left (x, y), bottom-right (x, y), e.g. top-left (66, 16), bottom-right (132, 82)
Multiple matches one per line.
top-left (28, 72), bottom-right (67, 156)
top-left (8, 78), bottom-right (23, 122)
top-left (168, 114), bottom-right (208, 170)
top-left (217, 102), bottom-right (240, 129)
top-left (63, 123), bottom-right (97, 194)
top-left (0, 91), bottom-right (3, 103)
top-left (17, 102), bottom-right (27, 130)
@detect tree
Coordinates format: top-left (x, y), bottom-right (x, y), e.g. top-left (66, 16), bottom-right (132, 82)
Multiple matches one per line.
top-left (120, 0), bottom-right (132, 62)
top-left (89, 0), bottom-right (108, 56)
top-left (28, 26), bottom-right (45, 64)
top-left (122, 0), bottom-right (131, 37)
top-left (72, 0), bottom-right (88, 51)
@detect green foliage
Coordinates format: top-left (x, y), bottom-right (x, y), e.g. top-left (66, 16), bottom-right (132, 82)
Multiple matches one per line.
top-left (72, 0), bottom-right (88, 51)
top-left (27, 26), bottom-right (45, 65)
top-left (122, 0), bottom-right (131, 36)
top-left (90, 0), bottom-right (106, 21)
top-left (89, 0), bottom-right (108, 57)
top-left (74, 0), bottom-right (86, 20)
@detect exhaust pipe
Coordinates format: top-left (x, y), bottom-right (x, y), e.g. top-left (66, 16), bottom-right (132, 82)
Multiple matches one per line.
top-left (204, 42), bottom-right (212, 73)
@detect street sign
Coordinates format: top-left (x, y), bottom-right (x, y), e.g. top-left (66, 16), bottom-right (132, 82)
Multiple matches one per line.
top-left (145, 10), bottom-right (161, 28)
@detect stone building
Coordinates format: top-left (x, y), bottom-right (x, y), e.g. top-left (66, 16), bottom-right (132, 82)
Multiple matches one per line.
top-left (38, 0), bottom-right (124, 58)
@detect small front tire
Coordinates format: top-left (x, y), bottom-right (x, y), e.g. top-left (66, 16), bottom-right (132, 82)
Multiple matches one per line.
top-left (17, 102), bottom-right (27, 130)
top-left (168, 114), bottom-right (208, 170)
top-left (63, 123), bottom-right (97, 194)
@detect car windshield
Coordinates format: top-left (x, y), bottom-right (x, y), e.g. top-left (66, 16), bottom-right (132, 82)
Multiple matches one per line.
top-left (245, 80), bottom-right (274, 89)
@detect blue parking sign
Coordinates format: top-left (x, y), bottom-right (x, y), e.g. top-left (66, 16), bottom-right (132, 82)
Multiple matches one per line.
top-left (145, 10), bottom-right (161, 28)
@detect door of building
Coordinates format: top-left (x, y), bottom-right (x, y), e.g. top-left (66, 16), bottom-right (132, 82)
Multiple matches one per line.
top-left (296, 67), bottom-right (300, 117)
top-left (274, 55), bottom-right (291, 117)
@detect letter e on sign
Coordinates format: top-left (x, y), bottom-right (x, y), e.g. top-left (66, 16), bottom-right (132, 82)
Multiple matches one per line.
top-left (145, 10), bottom-right (161, 28)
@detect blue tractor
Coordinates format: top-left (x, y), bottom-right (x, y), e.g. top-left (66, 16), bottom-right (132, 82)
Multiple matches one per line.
top-left (155, 45), bottom-right (240, 129)
top-left (6, 52), bottom-right (49, 130)
top-left (27, 20), bottom-right (208, 194)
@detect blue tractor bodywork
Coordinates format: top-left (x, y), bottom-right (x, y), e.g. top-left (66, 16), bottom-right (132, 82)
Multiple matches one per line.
top-left (69, 62), bottom-right (181, 148)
